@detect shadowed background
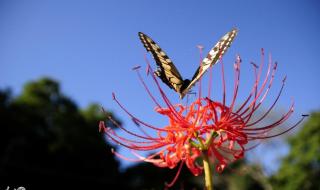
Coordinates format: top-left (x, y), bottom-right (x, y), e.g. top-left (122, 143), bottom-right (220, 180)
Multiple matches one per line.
top-left (1, 0), bottom-right (319, 189)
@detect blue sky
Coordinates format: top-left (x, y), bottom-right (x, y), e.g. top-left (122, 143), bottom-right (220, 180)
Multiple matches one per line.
top-left (1, 0), bottom-right (320, 172)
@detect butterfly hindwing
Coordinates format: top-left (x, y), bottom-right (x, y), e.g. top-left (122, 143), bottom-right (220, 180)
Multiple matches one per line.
top-left (138, 32), bottom-right (184, 92)
top-left (180, 28), bottom-right (238, 98)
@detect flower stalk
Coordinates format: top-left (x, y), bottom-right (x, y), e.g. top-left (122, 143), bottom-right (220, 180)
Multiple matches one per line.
top-left (100, 49), bottom-right (307, 189)
top-left (203, 151), bottom-right (213, 190)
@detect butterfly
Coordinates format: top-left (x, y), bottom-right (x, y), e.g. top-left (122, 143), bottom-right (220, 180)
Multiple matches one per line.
top-left (138, 28), bottom-right (238, 99)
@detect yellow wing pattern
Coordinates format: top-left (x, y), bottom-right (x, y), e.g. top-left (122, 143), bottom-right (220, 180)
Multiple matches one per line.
top-left (138, 28), bottom-right (238, 99)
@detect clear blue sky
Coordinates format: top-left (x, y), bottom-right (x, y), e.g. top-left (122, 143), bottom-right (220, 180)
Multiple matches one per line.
top-left (1, 0), bottom-right (319, 172)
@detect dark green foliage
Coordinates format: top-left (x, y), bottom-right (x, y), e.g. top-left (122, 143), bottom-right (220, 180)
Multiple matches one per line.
top-left (0, 77), bottom-right (278, 190)
top-left (213, 160), bottom-right (272, 190)
top-left (123, 158), bottom-right (270, 190)
top-left (123, 162), bottom-right (202, 190)
top-left (272, 112), bottom-right (320, 190)
top-left (0, 78), bottom-right (122, 189)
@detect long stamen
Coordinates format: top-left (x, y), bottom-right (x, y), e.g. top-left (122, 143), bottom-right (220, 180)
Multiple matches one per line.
top-left (235, 62), bottom-right (259, 114)
top-left (111, 93), bottom-right (170, 132)
top-left (208, 65), bottom-right (213, 99)
top-left (134, 66), bottom-right (162, 108)
top-left (242, 102), bottom-right (295, 132)
top-left (247, 74), bottom-right (285, 126)
top-left (132, 117), bottom-right (154, 138)
top-left (226, 55), bottom-right (241, 120)
top-left (147, 62), bottom-right (185, 122)
top-left (236, 49), bottom-right (266, 117)
top-left (239, 55), bottom-right (272, 118)
top-left (198, 45), bottom-right (204, 100)
top-left (101, 111), bottom-right (158, 141)
top-left (221, 58), bottom-right (226, 107)
top-left (242, 62), bottom-right (278, 121)
top-left (106, 126), bottom-right (156, 144)
top-left (251, 115), bottom-right (307, 139)
top-left (165, 161), bottom-right (185, 189)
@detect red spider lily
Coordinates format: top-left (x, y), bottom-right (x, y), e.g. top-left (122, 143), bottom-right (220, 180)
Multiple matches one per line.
top-left (99, 49), bottom-right (307, 188)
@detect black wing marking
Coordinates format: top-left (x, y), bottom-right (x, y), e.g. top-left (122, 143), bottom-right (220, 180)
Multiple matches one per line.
top-left (139, 28), bottom-right (238, 99)
top-left (138, 32), bottom-right (185, 93)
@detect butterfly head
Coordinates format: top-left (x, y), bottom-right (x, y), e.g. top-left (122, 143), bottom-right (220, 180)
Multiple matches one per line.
top-left (139, 28), bottom-right (238, 100)
top-left (181, 79), bottom-right (191, 90)
top-left (178, 79), bottom-right (191, 99)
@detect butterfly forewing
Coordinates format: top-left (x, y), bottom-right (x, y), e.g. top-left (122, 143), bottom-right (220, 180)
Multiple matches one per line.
top-left (138, 32), bottom-right (184, 92)
top-left (180, 28), bottom-right (238, 98)
top-left (138, 28), bottom-right (238, 99)
top-left (203, 28), bottom-right (238, 67)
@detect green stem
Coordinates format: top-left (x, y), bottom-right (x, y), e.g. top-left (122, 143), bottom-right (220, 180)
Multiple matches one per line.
top-left (203, 151), bottom-right (213, 190)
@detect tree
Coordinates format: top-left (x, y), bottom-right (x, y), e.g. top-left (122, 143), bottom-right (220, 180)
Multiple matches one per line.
top-left (0, 78), bottom-right (123, 189)
top-left (0, 77), bottom-right (273, 190)
top-left (272, 112), bottom-right (320, 190)
top-left (122, 158), bottom-right (270, 190)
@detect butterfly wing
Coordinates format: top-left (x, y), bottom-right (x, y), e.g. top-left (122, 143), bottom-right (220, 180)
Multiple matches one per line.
top-left (180, 28), bottom-right (238, 98)
top-left (138, 32), bottom-right (185, 93)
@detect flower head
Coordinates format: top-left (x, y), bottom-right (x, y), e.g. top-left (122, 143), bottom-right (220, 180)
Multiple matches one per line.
top-left (100, 48), bottom-right (307, 188)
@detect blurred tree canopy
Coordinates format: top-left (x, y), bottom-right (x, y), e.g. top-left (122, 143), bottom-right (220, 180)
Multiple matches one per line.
top-left (0, 78), bottom-right (122, 189)
top-left (123, 159), bottom-right (270, 190)
top-left (271, 112), bottom-right (320, 190)
top-left (1, 77), bottom-right (318, 190)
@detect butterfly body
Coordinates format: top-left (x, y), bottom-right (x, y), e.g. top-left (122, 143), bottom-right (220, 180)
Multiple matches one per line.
top-left (139, 28), bottom-right (237, 99)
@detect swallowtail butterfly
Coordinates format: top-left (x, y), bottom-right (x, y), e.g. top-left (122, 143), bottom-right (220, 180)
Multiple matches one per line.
top-left (139, 28), bottom-right (238, 99)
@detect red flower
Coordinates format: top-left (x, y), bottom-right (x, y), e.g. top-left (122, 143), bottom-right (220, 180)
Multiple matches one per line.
top-left (202, 50), bottom-right (307, 173)
top-left (99, 49), bottom-right (307, 187)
